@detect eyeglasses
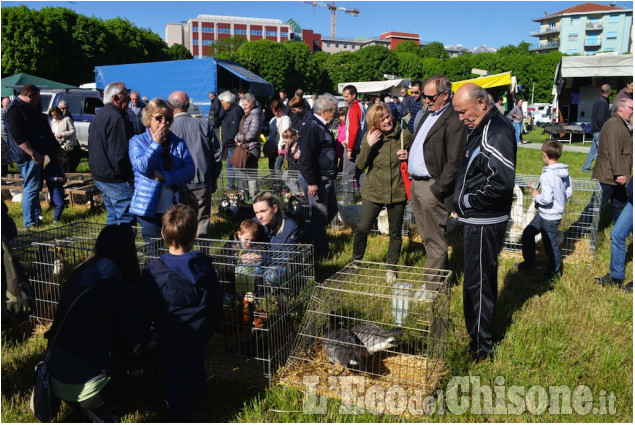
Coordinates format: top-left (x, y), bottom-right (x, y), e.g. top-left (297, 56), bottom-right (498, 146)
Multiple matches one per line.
top-left (411, 90), bottom-right (421, 95)
top-left (424, 92), bottom-right (447, 101)
top-left (152, 115), bottom-right (170, 123)
top-left (59, 107), bottom-right (67, 110)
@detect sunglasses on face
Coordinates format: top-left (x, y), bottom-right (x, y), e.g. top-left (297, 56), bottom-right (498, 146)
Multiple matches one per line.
top-left (152, 115), bottom-right (170, 123)
top-left (411, 90), bottom-right (421, 95)
top-left (424, 92), bottom-right (446, 101)
top-left (60, 107), bottom-right (67, 110)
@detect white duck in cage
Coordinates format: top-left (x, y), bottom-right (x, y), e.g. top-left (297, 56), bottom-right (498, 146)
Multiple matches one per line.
top-left (350, 322), bottom-right (400, 356)
top-left (507, 185), bottom-right (538, 242)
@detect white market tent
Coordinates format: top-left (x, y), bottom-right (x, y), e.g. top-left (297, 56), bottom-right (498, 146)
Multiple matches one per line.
top-left (552, 54), bottom-right (633, 123)
top-left (337, 78), bottom-right (411, 96)
top-left (557, 54), bottom-right (633, 78)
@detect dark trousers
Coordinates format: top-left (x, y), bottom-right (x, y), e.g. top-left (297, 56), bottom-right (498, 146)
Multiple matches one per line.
top-left (600, 183), bottom-right (627, 223)
top-left (163, 355), bottom-right (206, 422)
top-left (462, 221), bottom-right (507, 360)
top-left (521, 215), bottom-right (562, 278)
top-left (299, 174), bottom-right (338, 259)
top-left (48, 185), bottom-right (65, 222)
top-left (189, 185), bottom-right (212, 238)
top-left (136, 214), bottom-right (163, 251)
top-left (65, 145), bottom-right (83, 173)
top-left (353, 200), bottom-right (406, 265)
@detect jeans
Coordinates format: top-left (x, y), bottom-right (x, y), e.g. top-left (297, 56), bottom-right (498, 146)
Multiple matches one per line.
top-left (136, 215), bottom-right (163, 246)
top-left (581, 132), bottom-right (600, 172)
top-left (48, 185), bottom-right (65, 222)
top-left (225, 147), bottom-right (237, 189)
top-left (299, 174), bottom-right (338, 259)
top-left (521, 215), bottom-right (562, 278)
top-left (610, 201), bottom-right (633, 280)
top-left (94, 180), bottom-right (134, 225)
top-left (274, 154), bottom-right (285, 171)
top-left (17, 159), bottom-right (43, 227)
top-left (513, 121), bottom-right (522, 144)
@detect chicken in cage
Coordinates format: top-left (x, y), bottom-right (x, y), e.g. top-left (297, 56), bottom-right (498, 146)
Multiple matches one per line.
top-left (279, 261), bottom-right (450, 401)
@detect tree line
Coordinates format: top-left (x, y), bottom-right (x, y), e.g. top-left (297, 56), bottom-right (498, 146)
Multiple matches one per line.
top-left (2, 6), bottom-right (562, 103)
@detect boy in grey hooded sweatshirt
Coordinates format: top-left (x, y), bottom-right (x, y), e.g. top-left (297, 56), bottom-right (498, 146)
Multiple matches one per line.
top-left (517, 140), bottom-right (573, 280)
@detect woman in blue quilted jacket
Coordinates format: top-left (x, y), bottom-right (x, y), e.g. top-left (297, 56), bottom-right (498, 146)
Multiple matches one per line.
top-left (129, 98), bottom-right (194, 244)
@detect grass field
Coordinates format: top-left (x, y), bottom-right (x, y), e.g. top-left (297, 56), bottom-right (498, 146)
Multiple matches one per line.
top-left (2, 145), bottom-right (632, 423)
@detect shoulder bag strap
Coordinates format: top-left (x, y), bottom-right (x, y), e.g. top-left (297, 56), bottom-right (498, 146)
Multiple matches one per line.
top-left (43, 283), bottom-right (96, 362)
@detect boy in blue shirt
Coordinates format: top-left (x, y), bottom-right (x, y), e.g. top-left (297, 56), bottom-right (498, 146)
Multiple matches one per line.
top-left (138, 204), bottom-right (222, 421)
top-left (517, 140), bottom-right (573, 281)
top-left (44, 156), bottom-right (67, 225)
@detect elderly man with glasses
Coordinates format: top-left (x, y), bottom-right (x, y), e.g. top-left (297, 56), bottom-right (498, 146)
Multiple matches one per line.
top-left (408, 74), bottom-right (467, 274)
top-left (88, 81), bottom-right (135, 225)
top-left (58, 100), bottom-right (74, 122)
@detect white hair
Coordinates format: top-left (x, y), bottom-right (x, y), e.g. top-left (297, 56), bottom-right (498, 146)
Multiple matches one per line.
top-left (103, 82), bottom-right (126, 105)
top-left (313, 93), bottom-right (338, 115)
top-left (218, 91), bottom-right (236, 104)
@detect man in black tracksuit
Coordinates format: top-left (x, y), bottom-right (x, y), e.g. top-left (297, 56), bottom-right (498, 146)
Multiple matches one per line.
top-left (452, 83), bottom-right (516, 361)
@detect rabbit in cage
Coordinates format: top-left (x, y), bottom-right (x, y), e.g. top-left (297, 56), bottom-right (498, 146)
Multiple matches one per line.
top-left (350, 321), bottom-right (400, 356)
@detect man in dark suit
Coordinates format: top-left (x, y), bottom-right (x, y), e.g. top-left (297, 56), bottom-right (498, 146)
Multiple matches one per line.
top-left (407, 74), bottom-right (467, 271)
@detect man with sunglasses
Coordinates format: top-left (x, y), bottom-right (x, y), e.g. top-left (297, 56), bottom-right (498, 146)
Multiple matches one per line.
top-left (88, 81), bottom-right (135, 225)
top-left (408, 74), bottom-right (467, 273)
top-left (399, 87), bottom-right (413, 121)
top-left (406, 80), bottom-right (426, 134)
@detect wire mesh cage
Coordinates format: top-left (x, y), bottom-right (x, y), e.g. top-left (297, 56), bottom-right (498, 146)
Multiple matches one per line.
top-left (212, 168), bottom-right (310, 223)
top-left (278, 261), bottom-right (451, 408)
top-left (332, 175), bottom-right (415, 236)
top-left (12, 222), bottom-right (149, 322)
top-left (445, 175), bottom-right (601, 262)
top-left (143, 238), bottom-right (315, 382)
top-left (502, 175), bottom-right (601, 262)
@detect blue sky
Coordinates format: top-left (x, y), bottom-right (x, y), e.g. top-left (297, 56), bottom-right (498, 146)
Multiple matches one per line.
top-left (3, 1), bottom-right (631, 49)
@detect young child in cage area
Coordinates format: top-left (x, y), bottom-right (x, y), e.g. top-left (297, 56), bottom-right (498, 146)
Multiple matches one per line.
top-left (137, 204), bottom-right (222, 422)
top-left (516, 140), bottom-right (573, 281)
top-left (44, 156), bottom-right (67, 226)
top-left (235, 219), bottom-right (264, 293)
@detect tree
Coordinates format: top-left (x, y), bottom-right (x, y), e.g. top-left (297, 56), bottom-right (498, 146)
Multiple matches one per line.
top-left (209, 36), bottom-right (247, 57)
top-left (395, 40), bottom-right (421, 57)
top-left (235, 39), bottom-right (289, 91)
top-left (396, 53), bottom-right (423, 80)
top-left (421, 41), bottom-right (449, 60)
top-left (283, 41), bottom-right (320, 93)
top-left (497, 41), bottom-right (532, 56)
top-left (355, 45), bottom-right (399, 80)
top-left (313, 50), bottom-right (333, 93)
top-left (168, 43), bottom-right (193, 60)
top-left (324, 52), bottom-right (372, 92)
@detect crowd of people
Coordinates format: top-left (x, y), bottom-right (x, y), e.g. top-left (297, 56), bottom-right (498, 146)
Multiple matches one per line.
top-left (1, 75), bottom-right (632, 420)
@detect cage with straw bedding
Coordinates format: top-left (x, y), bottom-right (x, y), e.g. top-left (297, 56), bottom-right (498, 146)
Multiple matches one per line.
top-left (278, 261), bottom-right (451, 407)
top-left (144, 238), bottom-right (315, 382)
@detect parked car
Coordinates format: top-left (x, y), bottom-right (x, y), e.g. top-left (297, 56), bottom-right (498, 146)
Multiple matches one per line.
top-left (39, 89), bottom-right (104, 148)
top-left (527, 103), bottom-right (552, 127)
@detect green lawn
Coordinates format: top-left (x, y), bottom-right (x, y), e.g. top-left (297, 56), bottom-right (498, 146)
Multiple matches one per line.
top-left (2, 147), bottom-right (632, 422)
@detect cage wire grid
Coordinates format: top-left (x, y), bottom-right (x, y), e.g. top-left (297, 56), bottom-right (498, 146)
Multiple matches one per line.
top-left (141, 237), bottom-right (314, 381)
top-left (212, 168), bottom-right (310, 223)
top-left (15, 222), bottom-right (315, 383)
top-left (279, 261), bottom-right (451, 403)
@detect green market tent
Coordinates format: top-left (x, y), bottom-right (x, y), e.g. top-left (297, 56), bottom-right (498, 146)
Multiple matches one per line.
top-left (1, 73), bottom-right (77, 97)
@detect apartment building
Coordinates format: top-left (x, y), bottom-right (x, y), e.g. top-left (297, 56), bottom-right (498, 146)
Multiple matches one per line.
top-left (529, 2), bottom-right (632, 55)
top-left (166, 15), bottom-right (291, 58)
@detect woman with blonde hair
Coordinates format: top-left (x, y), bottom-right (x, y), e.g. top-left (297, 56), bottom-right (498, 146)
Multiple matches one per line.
top-left (352, 103), bottom-right (413, 265)
top-left (129, 98), bottom-right (194, 243)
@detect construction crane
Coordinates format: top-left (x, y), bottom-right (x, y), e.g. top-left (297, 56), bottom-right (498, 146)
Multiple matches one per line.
top-left (304, 1), bottom-right (360, 39)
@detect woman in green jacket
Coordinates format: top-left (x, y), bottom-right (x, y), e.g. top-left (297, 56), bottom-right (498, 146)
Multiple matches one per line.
top-left (352, 103), bottom-right (413, 265)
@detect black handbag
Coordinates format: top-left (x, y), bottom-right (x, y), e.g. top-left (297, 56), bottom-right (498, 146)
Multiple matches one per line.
top-left (30, 284), bottom-right (94, 422)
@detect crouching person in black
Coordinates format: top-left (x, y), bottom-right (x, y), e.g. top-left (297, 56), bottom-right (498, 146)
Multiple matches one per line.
top-left (138, 204), bottom-right (222, 422)
top-left (45, 223), bottom-right (158, 422)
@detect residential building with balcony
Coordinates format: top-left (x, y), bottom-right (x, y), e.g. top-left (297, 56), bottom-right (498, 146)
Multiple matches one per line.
top-left (529, 2), bottom-right (632, 55)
